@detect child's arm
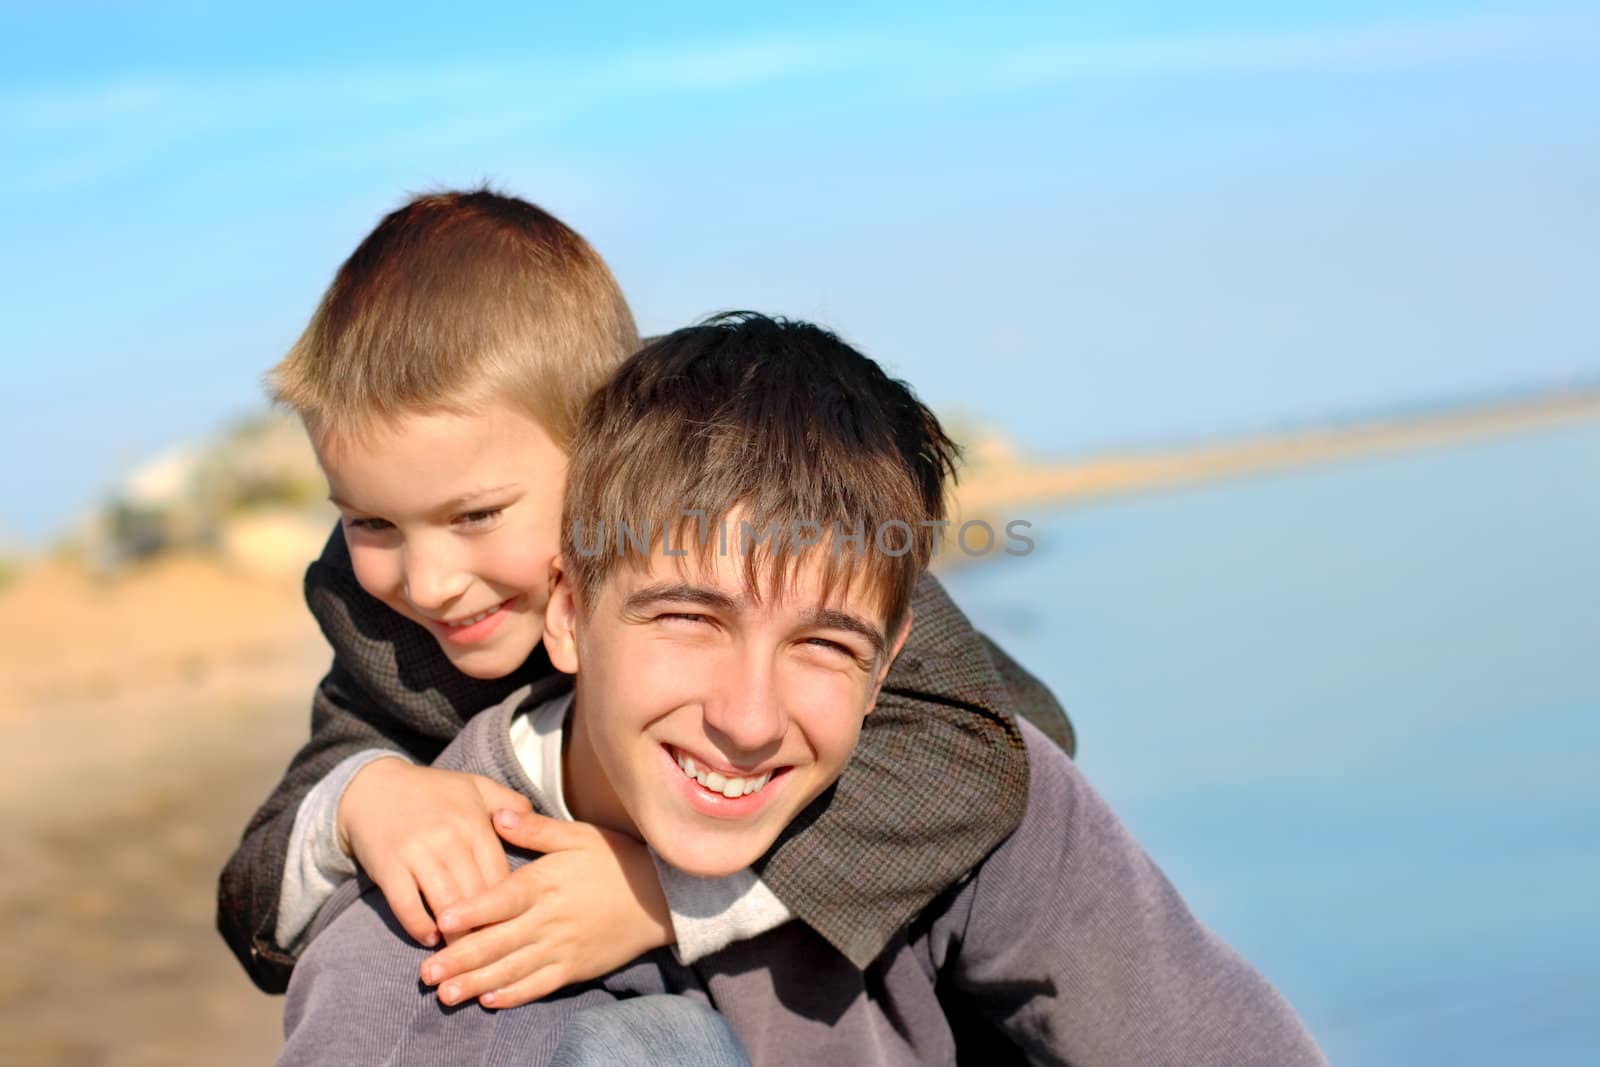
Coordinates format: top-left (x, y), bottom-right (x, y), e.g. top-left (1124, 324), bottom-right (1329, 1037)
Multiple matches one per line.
top-left (323, 756), bottom-right (532, 947)
top-left (218, 662), bottom-right (423, 990)
top-left (219, 528), bottom-right (752, 995)
top-left (217, 528), bottom-right (531, 991)
top-left (222, 669), bottom-right (681, 996)
top-left (978, 630), bottom-right (1076, 756)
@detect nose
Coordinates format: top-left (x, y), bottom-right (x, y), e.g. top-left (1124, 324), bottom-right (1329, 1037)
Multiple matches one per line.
top-left (401, 539), bottom-right (470, 614)
top-left (702, 647), bottom-right (788, 760)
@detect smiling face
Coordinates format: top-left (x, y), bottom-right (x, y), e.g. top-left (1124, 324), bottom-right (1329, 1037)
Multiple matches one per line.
top-left (544, 545), bottom-right (911, 878)
top-left (313, 402), bottom-right (567, 679)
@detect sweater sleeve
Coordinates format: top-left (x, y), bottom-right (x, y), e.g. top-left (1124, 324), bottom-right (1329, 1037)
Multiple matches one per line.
top-left (941, 719), bottom-right (1326, 1067)
top-left (275, 748), bottom-right (413, 952)
top-left (215, 661), bottom-right (443, 992)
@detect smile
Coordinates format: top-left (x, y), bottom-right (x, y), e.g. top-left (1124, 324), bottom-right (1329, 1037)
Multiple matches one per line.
top-left (440, 598), bottom-right (513, 628)
top-left (671, 748), bottom-right (776, 799)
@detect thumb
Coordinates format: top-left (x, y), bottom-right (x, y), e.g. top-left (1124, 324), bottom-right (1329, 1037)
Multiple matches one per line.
top-left (472, 777), bottom-right (534, 815)
top-left (493, 808), bottom-right (587, 852)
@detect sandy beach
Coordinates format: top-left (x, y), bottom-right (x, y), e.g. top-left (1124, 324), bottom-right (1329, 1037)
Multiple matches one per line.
top-left (0, 558), bottom-right (325, 1066)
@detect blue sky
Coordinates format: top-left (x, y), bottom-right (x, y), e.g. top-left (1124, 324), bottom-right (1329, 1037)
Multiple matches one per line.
top-left (2, 2), bottom-right (1597, 542)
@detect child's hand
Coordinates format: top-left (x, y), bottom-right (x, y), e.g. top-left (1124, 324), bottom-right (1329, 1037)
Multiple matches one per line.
top-left (337, 759), bottom-right (534, 948)
top-left (418, 809), bottom-right (674, 1009)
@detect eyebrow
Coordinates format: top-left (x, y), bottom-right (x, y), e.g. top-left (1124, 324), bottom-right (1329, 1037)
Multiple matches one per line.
top-left (623, 583), bottom-right (742, 616)
top-left (328, 483), bottom-right (521, 514)
top-left (623, 583), bottom-right (886, 657)
top-left (800, 608), bottom-right (887, 658)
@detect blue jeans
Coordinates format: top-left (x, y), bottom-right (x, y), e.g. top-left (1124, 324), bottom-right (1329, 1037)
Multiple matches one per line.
top-left (549, 994), bottom-right (750, 1067)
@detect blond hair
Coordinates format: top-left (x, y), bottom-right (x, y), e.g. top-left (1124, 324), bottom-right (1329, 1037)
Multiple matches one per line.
top-left (269, 188), bottom-right (638, 445)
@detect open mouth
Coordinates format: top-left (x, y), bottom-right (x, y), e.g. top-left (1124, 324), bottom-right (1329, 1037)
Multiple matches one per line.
top-left (669, 746), bottom-right (784, 799)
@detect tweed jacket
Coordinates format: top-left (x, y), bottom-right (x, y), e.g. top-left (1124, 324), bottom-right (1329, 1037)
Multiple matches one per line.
top-left (218, 528), bottom-right (1075, 992)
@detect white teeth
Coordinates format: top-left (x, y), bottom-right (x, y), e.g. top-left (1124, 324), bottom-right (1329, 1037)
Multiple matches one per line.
top-left (446, 605), bottom-right (498, 628)
top-left (673, 749), bottom-right (773, 798)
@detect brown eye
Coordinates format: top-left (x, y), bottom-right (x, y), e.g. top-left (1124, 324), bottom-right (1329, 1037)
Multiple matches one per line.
top-left (456, 508), bottom-right (503, 527)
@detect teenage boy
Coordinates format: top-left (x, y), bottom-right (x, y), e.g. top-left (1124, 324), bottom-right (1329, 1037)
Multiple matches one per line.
top-left (219, 190), bottom-right (1076, 1008)
top-left (279, 314), bottom-right (1323, 1066)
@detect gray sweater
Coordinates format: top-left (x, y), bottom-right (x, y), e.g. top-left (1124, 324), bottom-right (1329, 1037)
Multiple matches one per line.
top-left (280, 695), bottom-right (1323, 1066)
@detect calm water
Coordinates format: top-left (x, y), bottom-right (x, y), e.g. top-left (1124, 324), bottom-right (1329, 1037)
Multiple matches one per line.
top-left (943, 420), bottom-right (1600, 1066)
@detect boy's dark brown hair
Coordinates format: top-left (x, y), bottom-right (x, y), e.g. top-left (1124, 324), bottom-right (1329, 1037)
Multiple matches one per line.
top-left (561, 312), bottom-right (960, 637)
top-left (269, 188), bottom-right (639, 444)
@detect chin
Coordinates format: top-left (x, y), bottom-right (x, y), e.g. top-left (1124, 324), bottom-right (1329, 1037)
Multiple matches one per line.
top-left (658, 855), bottom-right (754, 880)
top-left (649, 831), bottom-right (769, 880)
top-left (441, 642), bottom-right (536, 680)
top-left (447, 655), bottom-right (514, 679)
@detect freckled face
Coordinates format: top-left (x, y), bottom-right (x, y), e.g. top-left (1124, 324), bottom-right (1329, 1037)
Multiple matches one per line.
top-left (314, 404), bottom-right (567, 679)
top-left (545, 550), bottom-right (910, 878)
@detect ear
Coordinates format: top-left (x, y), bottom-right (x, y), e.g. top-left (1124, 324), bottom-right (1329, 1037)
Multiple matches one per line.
top-left (543, 557), bottom-right (581, 675)
top-left (863, 607), bottom-right (914, 717)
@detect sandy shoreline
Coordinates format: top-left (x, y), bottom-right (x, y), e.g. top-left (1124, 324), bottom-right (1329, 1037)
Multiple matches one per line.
top-left (951, 387), bottom-right (1600, 517)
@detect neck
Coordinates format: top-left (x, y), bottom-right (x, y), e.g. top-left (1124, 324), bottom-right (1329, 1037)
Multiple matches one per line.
top-left (562, 692), bottom-right (639, 839)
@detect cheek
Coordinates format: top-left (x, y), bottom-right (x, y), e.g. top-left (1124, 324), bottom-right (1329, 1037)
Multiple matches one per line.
top-left (785, 670), bottom-right (870, 763)
top-left (483, 533), bottom-right (560, 604)
top-left (586, 638), bottom-right (704, 732)
top-left (348, 543), bottom-right (403, 605)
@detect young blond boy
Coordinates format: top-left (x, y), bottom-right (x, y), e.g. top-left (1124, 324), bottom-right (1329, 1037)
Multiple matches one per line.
top-left (278, 314), bottom-right (1322, 1065)
top-left (218, 190), bottom-right (1075, 1008)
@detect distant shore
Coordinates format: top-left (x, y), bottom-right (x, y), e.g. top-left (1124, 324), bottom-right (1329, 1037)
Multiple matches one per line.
top-left (950, 386), bottom-right (1600, 519)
